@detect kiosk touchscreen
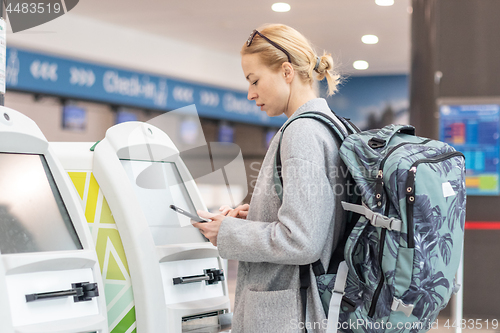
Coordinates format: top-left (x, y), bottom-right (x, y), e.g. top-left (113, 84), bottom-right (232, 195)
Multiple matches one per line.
top-left (0, 107), bottom-right (107, 333)
top-left (52, 121), bottom-right (231, 333)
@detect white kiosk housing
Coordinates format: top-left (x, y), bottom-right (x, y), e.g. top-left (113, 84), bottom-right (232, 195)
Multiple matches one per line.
top-left (53, 121), bottom-right (231, 333)
top-left (0, 107), bottom-right (107, 333)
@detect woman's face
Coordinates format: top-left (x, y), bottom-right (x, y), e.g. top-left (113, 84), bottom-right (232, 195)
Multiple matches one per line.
top-left (241, 53), bottom-right (290, 118)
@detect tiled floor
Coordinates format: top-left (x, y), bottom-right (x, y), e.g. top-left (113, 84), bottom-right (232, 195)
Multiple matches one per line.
top-left (225, 260), bottom-right (499, 332)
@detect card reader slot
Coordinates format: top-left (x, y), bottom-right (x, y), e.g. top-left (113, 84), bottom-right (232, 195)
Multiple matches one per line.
top-left (173, 268), bottom-right (225, 285)
top-left (174, 274), bottom-right (211, 285)
top-left (25, 282), bottom-right (99, 303)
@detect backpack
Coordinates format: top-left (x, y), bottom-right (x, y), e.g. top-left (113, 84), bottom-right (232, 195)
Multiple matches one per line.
top-left (273, 111), bottom-right (466, 333)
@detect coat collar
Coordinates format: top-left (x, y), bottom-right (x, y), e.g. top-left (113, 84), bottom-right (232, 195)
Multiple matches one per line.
top-left (279, 97), bottom-right (349, 136)
top-left (280, 98), bottom-right (336, 129)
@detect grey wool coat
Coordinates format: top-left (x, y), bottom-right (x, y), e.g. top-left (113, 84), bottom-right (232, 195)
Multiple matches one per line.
top-left (217, 98), bottom-right (349, 333)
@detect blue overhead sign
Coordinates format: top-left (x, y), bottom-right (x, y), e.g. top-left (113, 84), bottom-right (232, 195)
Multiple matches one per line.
top-left (5, 47), bottom-right (286, 127)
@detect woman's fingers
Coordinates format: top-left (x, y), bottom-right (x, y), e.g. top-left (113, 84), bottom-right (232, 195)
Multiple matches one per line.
top-left (228, 209), bottom-right (240, 217)
top-left (192, 214), bottom-right (223, 247)
top-left (219, 205), bottom-right (232, 216)
top-left (197, 210), bottom-right (217, 219)
top-left (218, 204), bottom-right (250, 218)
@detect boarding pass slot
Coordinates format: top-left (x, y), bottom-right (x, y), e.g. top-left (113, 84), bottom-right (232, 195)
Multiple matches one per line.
top-left (173, 268), bottom-right (224, 286)
top-left (182, 310), bottom-right (232, 332)
top-left (25, 282), bottom-right (99, 303)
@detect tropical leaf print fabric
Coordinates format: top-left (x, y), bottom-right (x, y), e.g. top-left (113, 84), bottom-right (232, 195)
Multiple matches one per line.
top-left (335, 125), bottom-right (466, 333)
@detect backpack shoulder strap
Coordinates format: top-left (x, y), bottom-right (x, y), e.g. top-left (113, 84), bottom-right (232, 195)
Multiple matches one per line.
top-left (339, 116), bottom-right (361, 135)
top-left (282, 111), bottom-right (353, 141)
top-left (273, 111), bottom-right (356, 202)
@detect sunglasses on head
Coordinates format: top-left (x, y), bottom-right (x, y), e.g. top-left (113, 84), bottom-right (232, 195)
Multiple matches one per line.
top-left (247, 29), bottom-right (292, 64)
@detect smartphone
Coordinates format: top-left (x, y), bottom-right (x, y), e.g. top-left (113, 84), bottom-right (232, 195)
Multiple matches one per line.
top-left (170, 205), bottom-right (210, 223)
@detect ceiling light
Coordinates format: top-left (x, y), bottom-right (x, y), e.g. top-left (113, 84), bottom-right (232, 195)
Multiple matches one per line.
top-left (272, 3), bottom-right (291, 12)
top-left (353, 61), bottom-right (369, 70)
top-left (375, 0), bottom-right (394, 6)
top-left (362, 35), bottom-right (379, 44)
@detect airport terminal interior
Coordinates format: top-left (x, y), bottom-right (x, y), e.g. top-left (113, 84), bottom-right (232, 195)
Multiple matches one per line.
top-left (0, 0), bottom-right (499, 332)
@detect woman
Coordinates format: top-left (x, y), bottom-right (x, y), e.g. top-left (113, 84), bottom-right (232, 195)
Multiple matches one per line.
top-left (193, 24), bottom-right (348, 332)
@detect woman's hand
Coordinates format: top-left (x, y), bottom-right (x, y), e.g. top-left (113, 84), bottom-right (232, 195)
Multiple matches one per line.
top-left (192, 210), bottom-right (225, 246)
top-left (219, 204), bottom-right (250, 219)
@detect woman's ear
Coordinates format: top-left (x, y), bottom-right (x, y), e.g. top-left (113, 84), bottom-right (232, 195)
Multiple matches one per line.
top-left (282, 62), bottom-right (294, 83)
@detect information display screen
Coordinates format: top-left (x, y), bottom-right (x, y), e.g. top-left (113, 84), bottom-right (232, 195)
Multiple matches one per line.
top-left (440, 104), bottom-right (500, 195)
top-left (0, 153), bottom-right (83, 254)
top-left (120, 160), bottom-right (206, 245)
top-left (62, 105), bottom-right (87, 131)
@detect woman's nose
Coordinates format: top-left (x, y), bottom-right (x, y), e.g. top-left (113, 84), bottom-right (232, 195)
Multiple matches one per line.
top-left (247, 90), bottom-right (257, 101)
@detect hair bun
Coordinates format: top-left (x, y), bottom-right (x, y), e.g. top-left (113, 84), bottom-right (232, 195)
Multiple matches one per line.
top-left (317, 55), bottom-right (334, 73)
top-left (313, 56), bottom-right (321, 72)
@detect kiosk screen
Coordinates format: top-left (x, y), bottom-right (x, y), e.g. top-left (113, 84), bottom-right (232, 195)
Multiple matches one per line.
top-left (0, 153), bottom-right (83, 254)
top-left (121, 160), bottom-right (206, 245)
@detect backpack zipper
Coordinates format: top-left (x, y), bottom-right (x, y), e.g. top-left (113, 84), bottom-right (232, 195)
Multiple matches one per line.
top-left (404, 151), bottom-right (465, 248)
top-left (374, 139), bottom-right (431, 208)
top-left (368, 228), bottom-right (387, 318)
top-left (379, 139), bottom-right (432, 173)
top-left (368, 190), bottom-right (392, 318)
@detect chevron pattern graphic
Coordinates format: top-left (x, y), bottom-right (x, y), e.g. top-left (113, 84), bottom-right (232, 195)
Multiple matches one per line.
top-left (68, 172), bottom-right (137, 333)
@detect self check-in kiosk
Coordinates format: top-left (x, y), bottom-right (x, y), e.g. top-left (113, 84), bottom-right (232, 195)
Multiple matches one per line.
top-left (0, 107), bottom-right (107, 333)
top-left (52, 121), bottom-right (231, 333)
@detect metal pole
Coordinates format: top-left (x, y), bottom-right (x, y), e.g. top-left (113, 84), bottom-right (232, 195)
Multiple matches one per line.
top-left (410, 0), bottom-right (439, 139)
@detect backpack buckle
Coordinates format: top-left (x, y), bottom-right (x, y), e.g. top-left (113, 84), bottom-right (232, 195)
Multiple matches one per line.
top-left (391, 297), bottom-right (414, 317)
top-left (341, 202), bottom-right (402, 232)
top-left (371, 213), bottom-right (402, 232)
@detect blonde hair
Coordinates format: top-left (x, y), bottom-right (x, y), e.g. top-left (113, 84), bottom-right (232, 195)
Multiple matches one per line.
top-left (241, 24), bottom-right (341, 96)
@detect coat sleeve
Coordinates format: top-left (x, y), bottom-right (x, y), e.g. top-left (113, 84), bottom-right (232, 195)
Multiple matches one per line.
top-left (216, 121), bottom-right (338, 265)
